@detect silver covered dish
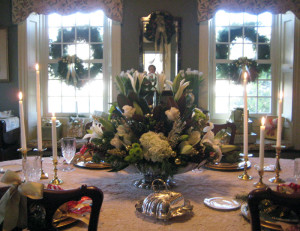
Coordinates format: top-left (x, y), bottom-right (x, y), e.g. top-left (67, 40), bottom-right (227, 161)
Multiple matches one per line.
top-left (135, 179), bottom-right (193, 220)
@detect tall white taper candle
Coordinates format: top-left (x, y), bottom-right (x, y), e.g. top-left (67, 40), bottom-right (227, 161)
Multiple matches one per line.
top-left (259, 117), bottom-right (265, 170)
top-left (35, 64), bottom-right (43, 151)
top-left (51, 112), bottom-right (57, 161)
top-left (19, 92), bottom-right (27, 150)
top-left (276, 92), bottom-right (283, 147)
top-left (243, 72), bottom-right (248, 157)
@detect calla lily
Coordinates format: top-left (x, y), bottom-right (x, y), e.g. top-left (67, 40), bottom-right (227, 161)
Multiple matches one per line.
top-left (136, 72), bottom-right (145, 93)
top-left (157, 73), bottom-right (166, 94)
top-left (203, 122), bottom-right (214, 132)
top-left (83, 121), bottom-right (103, 141)
top-left (201, 130), bottom-right (222, 162)
top-left (174, 79), bottom-right (189, 101)
top-left (188, 131), bottom-right (201, 146)
top-left (127, 72), bottom-right (137, 93)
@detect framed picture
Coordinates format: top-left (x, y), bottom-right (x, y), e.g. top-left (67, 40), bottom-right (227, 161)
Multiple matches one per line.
top-left (0, 27), bottom-right (9, 82)
top-left (265, 115), bottom-right (283, 140)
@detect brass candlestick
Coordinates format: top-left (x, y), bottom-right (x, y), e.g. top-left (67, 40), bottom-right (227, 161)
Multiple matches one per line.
top-left (238, 154), bottom-right (253, 180)
top-left (269, 146), bottom-right (285, 184)
top-left (254, 166), bottom-right (267, 188)
top-left (33, 148), bottom-right (48, 179)
top-left (49, 159), bottom-right (63, 185)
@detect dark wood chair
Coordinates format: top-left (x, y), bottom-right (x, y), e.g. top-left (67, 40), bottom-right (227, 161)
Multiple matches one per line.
top-left (212, 122), bottom-right (236, 145)
top-left (248, 187), bottom-right (300, 231)
top-left (0, 185), bottom-right (103, 231)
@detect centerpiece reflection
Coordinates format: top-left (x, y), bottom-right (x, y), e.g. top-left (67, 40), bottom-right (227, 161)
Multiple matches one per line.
top-left (75, 69), bottom-right (221, 189)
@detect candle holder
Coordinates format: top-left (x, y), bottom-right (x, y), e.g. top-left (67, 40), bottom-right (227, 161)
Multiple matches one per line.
top-left (254, 165), bottom-right (267, 188)
top-left (238, 154), bottom-right (253, 180)
top-left (33, 148), bottom-right (48, 179)
top-left (49, 159), bottom-right (63, 185)
top-left (269, 146), bottom-right (285, 184)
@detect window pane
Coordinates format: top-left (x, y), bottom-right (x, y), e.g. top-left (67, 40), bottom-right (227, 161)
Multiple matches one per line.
top-left (229, 84), bottom-right (243, 96)
top-left (244, 43), bottom-right (256, 59)
top-left (248, 98), bottom-right (257, 113)
top-left (90, 44), bottom-right (103, 59)
top-left (230, 43), bottom-right (243, 59)
top-left (230, 97), bottom-right (243, 110)
top-left (216, 44), bottom-right (229, 59)
top-left (62, 15), bottom-right (76, 27)
top-left (62, 97), bottom-right (76, 112)
top-left (215, 80), bottom-right (230, 96)
top-left (77, 27), bottom-right (89, 42)
top-left (244, 27), bottom-right (257, 43)
top-left (91, 27), bottom-right (103, 42)
top-left (48, 80), bottom-right (61, 96)
top-left (49, 44), bottom-right (61, 59)
top-left (77, 44), bottom-right (90, 60)
top-left (258, 80), bottom-right (271, 96)
top-left (230, 13), bottom-right (243, 26)
top-left (216, 27), bottom-right (228, 42)
top-left (230, 27), bottom-right (242, 42)
top-left (61, 83), bottom-right (76, 96)
top-left (75, 13), bottom-right (89, 26)
top-left (48, 14), bottom-right (62, 27)
top-left (244, 13), bottom-right (257, 26)
top-left (215, 11), bottom-right (229, 26)
top-left (258, 12), bottom-right (272, 26)
top-left (90, 11), bottom-right (104, 26)
top-left (89, 80), bottom-right (104, 96)
top-left (258, 44), bottom-right (270, 59)
top-left (63, 44), bottom-right (75, 56)
top-left (258, 98), bottom-right (271, 113)
top-left (90, 97), bottom-right (103, 112)
top-left (77, 97), bottom-right (89, 113)
top-left (216, 64), bottom-right (230, 79)
top-left (48, 64), bottom-right (58, 79)
top-left (215, 97), bottom-right (229, 113)
top-left (63, 28), bottom-right (75, 42)
top-left (48, 97), bottom-right (62, 113)
top-left (258, 64), bottom-right (271, 79)
top-left (247, 82), bottom-right (257, 96)
top-left (258, 27), bottom-right (271, 43)
top-left (76, 84), bottom-right (90, 97)
top-left (49, 28), bottom-right (61, 43)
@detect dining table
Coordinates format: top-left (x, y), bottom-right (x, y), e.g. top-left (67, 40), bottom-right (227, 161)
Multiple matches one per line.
top-left (0, 157), bottom-right (297, 231)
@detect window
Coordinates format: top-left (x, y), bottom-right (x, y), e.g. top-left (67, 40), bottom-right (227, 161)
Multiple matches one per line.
top-left (46, 11), bottom-right (111, 115)
top-left (211, 11), bottom-right (273, 118)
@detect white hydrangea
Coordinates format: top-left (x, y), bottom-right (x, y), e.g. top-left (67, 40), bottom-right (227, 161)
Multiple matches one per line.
top-left (139, 131), bottom-right (173, 162)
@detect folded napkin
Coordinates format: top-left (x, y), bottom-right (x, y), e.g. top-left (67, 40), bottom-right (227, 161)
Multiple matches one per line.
top-left (0, 170), bottom-right (43, 231)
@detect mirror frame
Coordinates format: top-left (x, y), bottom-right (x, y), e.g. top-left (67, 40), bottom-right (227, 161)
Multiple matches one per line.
top-left (138, 12), bottom-right (182, 77)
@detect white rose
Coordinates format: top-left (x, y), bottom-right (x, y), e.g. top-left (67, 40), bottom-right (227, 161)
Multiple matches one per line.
top-left (122, 105), bottom-right (136, 118)
top-left (165, 107), bottom-right (180, 121)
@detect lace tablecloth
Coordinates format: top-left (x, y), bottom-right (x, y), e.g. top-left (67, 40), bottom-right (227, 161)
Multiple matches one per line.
top-left (0, 157), bottom-right (296, 231)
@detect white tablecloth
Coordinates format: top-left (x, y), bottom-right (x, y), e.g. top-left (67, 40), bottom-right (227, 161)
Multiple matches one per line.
top-left (0, 157), bottom-right (296, 231)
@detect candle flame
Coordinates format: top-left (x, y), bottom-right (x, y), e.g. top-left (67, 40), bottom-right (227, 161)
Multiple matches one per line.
top-left (35, 63), bottom-right (39, 71)
top-left (19, 92), bottom-right (23, 100)
top-left (279, 91), bottom-right (283, 100)
top-left (261, 117), bottom-right (265, 126)
top-left (243, 72), bottom-right (247, 82)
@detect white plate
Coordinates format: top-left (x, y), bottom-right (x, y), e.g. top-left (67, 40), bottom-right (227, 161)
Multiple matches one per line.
top-left (0, 165), bottom-right (22, 173)
top-left (204, 197), bottom-right (241, 210)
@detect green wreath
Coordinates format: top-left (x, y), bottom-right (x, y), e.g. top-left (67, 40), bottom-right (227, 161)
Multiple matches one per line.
top-left (49, 27), bottom-right (103, 88)
top-left (144, 11), bottom-right (175, 46)
top-left (216, 26), bottom-right (270, 84)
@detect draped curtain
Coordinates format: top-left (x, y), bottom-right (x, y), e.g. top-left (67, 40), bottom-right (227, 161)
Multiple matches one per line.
top-left (12, 0), bottom-right (123, 24)
top-left (197, 0), bottom-right (300, 22)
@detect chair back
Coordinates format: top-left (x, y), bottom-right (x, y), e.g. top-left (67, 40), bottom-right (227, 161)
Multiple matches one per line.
top-left (212, 122), bottom-right (236, 144)
top-left (248, 187), bottom-right (300, 231)
top-left (0, 185), bottom-right (103, 231)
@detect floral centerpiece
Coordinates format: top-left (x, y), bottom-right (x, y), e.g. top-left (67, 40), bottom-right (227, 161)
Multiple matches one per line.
top-left (77, 69), bottom-right (221, 188)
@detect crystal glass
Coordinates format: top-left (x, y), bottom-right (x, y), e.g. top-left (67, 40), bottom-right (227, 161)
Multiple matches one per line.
top-left (61, 137), bottom-right (76, 172)
top-left (294, 158), bottom-right (300, 183)
top-left (24, 156), bottom-right (41, 182)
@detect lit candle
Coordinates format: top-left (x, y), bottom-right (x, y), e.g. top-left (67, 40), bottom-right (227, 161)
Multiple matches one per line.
top-left (276, 92), bottom-right (283, 147)
top-left (243, 72), bottom-right (248, 158)
top-left (35, 64), bottom-right (43, 151)
top-left (19, 92), bottom-right (27, 150)
top-left (51, 112), bottom-right (57, 161)
top-left (259, 117), bottom-right (266, 170)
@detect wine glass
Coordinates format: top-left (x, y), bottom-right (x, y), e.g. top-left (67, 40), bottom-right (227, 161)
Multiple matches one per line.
top-left (61, 137), bottom-right (76, 172)
top-left (294, 158), bottom-right (300, 183)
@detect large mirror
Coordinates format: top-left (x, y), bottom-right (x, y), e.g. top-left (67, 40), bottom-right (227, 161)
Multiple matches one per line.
top-left (138, 11), bottom-right (181, 80)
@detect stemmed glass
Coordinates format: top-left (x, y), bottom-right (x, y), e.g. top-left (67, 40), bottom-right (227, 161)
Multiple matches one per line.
top-left (61, 137), bottom-right (76, 172)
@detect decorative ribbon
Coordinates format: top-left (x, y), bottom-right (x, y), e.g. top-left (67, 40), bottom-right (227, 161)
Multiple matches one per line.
top-left (66, 55), bottom-right (78, 87)
top-left (0, 170), bottom-right (43, 231)
top-left (152, 15), bottom-right (168, 65)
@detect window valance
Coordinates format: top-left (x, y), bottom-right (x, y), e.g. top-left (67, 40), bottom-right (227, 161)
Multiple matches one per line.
top-left (12, 0), bottom-right (123, 24)
top-left (197, 0), bottom-right (300, 22)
